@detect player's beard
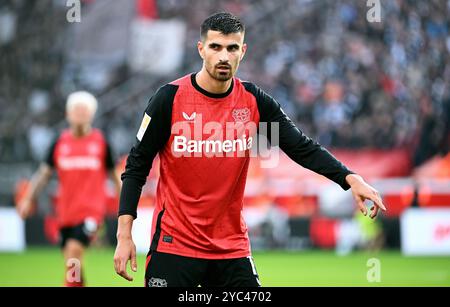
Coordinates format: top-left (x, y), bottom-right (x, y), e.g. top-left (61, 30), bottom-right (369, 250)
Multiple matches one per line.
top-left (206, 62), bottom-right (234, 81)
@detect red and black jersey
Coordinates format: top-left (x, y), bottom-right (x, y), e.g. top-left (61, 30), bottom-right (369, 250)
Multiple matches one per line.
top-left (119, 73), bottom-right (353, 259)
top-left (46, 128), bottom-right (115, 227)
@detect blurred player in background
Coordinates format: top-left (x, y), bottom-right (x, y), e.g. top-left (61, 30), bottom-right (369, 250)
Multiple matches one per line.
top-left (17, 91), bottom-right (121, 287)
top-left (114, 12), bottom-right (386, 287)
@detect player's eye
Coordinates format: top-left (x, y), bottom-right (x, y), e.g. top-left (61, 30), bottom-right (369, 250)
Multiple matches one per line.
top-left (227, 45), bottom-right (239, 52)
top-left (209, 44), bottom-right (221, 50)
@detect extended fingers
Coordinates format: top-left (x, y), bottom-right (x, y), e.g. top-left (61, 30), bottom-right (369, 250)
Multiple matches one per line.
top-left (369, 205), bottom-right (379, 219)
top-left (355, 196), bottom-right (367, 216)
top-left (130, 250), bottom-right (137, 272)
top-left (114, 255), bottom-right (133, 281)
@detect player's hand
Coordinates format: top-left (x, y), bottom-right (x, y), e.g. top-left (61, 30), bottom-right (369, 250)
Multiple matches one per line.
top-left (346, 174), bottom-right (387, 219)
top-left (114, 237), bottom-right (137, 281)
top-left (17, 198), bottom-right (33, 219)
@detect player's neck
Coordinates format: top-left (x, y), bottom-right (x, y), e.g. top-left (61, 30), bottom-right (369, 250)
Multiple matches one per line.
top-left (71, 125), bottom-right (91, 138)
top-left (196, 69), bottom-right (232, 95)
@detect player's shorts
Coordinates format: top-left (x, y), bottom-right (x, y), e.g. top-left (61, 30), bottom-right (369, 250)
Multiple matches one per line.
top-left (144, 250), bottom-right (261, 287)
top-left (59, 218), bottom-right (98, 248)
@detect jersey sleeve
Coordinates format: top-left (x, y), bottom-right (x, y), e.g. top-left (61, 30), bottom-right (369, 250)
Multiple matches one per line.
top-left (243, 82), bottom-right (354, 190)
top-left (118, 84), bottom-right (178, 218)
top-left (44, 138), bottom-right (58, 168)
top-left (104, 139), bottom-right (116, 171)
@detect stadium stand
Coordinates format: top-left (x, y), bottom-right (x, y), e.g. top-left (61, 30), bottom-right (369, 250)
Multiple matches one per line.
top-left (1, 0), bottom-right (449, 251)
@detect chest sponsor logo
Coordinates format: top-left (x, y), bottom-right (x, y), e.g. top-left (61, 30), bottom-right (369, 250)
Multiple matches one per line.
top-left (57, 156), bottom-right (101, 170)
top-left (173, 134), bottom-right (253, 155)
top-left (172, 113), bottom-right (255, 157)
top-left (170, 112), bottom-right (280, 166)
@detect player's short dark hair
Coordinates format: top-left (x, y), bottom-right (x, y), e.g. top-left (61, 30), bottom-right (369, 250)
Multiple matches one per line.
top-left (200, 12), bottom-right (245, 40)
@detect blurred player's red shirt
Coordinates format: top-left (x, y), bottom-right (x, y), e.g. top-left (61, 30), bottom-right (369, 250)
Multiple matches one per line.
top-left (47, 128), bottom-right (114, 227)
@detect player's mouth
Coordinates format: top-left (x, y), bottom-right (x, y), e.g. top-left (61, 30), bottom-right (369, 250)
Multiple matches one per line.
top-left (216, 65), bottom-right (231, 71)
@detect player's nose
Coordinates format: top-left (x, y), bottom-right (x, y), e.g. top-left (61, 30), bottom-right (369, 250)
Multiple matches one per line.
top-left (218, 48), bottom-right (230, 62)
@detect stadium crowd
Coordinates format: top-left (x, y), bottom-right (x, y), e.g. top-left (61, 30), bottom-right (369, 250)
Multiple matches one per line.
top-left (0, 0), bottom-right (449, 165)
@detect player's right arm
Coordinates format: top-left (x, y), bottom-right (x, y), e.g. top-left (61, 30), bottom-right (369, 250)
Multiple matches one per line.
top-left (114, 214), bottom-right (137, 281)
top-left (17, 163), bottom-right (53, 219)
top-left (114, 84), bottom-right (177, 281)
top-left (17, 137), bottom-right (57, 219)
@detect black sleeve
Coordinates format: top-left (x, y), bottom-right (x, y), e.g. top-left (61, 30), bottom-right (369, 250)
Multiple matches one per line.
top-left (118, 84), bottom-right (178, 218)
top-left (44, 138), bottom-right (58, 168)
top-left (243, 82), bottom-right (354, 190)
top-left (104, 139), bottom-right (115, 171)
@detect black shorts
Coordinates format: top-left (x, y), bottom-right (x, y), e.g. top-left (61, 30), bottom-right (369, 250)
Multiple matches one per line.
top-left (59, 221), bottom-right (97, 248)
top-left (144, 250), bottom-right (261, 287)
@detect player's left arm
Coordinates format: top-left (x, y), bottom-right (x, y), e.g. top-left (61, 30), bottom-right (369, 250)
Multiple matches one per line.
top-left (248, 83), bottom-right (386, 218)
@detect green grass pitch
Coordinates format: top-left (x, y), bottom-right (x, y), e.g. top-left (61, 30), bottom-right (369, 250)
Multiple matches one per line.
top-left (0, 248), bottom-right (449, 286)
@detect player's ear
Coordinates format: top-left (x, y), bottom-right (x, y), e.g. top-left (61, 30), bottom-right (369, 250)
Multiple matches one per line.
top-left (240, 43), bottom-right (247, 61)
top-left (197, 41), bottom-right (205, 60)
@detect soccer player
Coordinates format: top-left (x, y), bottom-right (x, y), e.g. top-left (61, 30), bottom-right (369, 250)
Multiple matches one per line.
top-left (18, 91), bottom-right (121, 287)
top-left (114, 12), bottom-right (386, 287)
